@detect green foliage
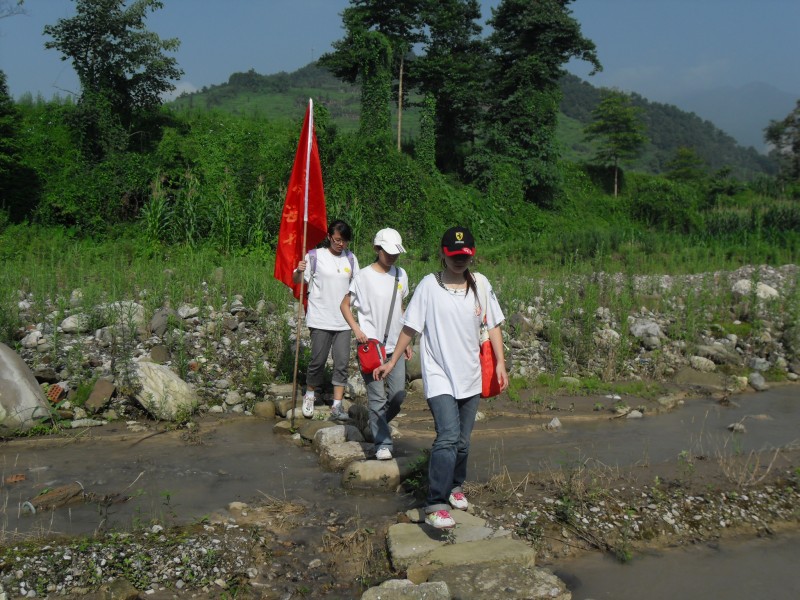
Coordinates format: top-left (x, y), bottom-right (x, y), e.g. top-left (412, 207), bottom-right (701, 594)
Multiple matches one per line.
top-left (665, 146), bottom-right (708, 183)
top-left (626, 174), bottom-right (701, 233)
top-left (43, 0), bottom-right (183, 160)
top-left (584, 91), bottom-right (647, 196)
top-left (483, 0), bottom-right (601, 201)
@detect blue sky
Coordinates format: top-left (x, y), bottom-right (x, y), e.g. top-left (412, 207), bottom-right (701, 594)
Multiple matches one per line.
top-left (1, 0), bottom-right (799, 104)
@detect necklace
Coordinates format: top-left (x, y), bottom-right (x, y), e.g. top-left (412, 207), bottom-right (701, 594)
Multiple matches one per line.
top-left (330, 250), bottom-right (348, 273)
top-left (435, 271), bottom-right (467, 294)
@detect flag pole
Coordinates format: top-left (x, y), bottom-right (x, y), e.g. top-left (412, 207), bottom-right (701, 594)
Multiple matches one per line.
top-left (290, 99), bottom-right (315, 429)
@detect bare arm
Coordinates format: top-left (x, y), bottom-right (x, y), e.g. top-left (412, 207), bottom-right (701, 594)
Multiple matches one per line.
top-left (340, 293), bottom-right (367, 343)
top-left (292, 259), bottom-right (307, 285)
top-left (374, 326), bottom-right (416, 380)
top-left (488, 325), bottom-right (509, 392)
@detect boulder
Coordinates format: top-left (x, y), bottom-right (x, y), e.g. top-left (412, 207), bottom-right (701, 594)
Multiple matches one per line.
top-left (430, 564), bottom-right (570, 600)
top-left (342, 457), bottom-right (413, 490)
top-left (0, 342), bottom-right (52, 432)
top-left (406, 537), bottom-right (536, 584)
top-left (629, 318), bottom-right (664, 350)
top-left (60, 313), bottom-right (90, 334)
top-left (134, 362), bottom-right (198, 421)
top-left (689, 356), bottom-right (716, 373)
top-left (252, 400), bottom-right (276, 419)
top-left (318, 441), bottom-right (372, 471)
top-left (149, 307), bottom-right (178, 337)
top-left (748, 371), bottom-right (769, 392)
top-left (85, 379), bottom-right (116, 414)
top-left (360, 580), bottom-right (450, 600)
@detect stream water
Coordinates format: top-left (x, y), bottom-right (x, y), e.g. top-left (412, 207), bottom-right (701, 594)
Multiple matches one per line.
top-left (1, 386), bottom-right (797, 598)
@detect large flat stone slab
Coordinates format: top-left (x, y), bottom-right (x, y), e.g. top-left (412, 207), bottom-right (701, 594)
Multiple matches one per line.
top-left (406, 537), bottom-right (536, 584)
top-left (388, 520), bottom-right (507, 571)
top-left (430, 563), bottom-right (570, 600)
top-left (360, 579), bottom-right (450, 600)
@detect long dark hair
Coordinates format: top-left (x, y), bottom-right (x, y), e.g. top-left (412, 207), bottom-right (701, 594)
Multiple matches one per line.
top-left (321, 219), bottom-right (353, 248)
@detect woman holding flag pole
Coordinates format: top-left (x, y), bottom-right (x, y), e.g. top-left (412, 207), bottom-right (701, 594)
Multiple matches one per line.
top-left (293, 220), bottom-right (359, 420)
top-left (274, 98), bottom-right (351, 425)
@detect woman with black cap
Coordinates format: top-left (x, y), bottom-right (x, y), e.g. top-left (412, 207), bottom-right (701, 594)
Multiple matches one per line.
top-left (374, 226), bottom-right (509, 529)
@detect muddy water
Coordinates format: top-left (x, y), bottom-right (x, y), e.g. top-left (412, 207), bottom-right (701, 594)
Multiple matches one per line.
top-left (555, 532), bottom-right (800, 600)
top-left (2, 387), bottom-right (798, 598)
top-left (1, 417), bottom-right (409, 540)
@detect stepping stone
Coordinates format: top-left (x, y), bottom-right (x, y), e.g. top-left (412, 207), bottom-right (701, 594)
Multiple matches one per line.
top-left (342, 457), bottom-right (413, 490)
top-left (430, 563), bottom-right (570, 600)
top-left (406, 537), bottom-right (536, 584)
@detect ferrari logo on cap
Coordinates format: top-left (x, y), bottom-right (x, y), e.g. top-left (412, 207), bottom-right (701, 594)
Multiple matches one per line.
top-left (456, 232), bottom-right (464, 241)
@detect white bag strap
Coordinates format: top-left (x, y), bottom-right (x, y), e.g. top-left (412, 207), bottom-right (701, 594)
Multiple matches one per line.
top-left (475, 273), bottom-right (489, 343)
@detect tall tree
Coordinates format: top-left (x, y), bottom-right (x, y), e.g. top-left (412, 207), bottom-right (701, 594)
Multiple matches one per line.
top-left (412, 0), bottom-right (488, 173)
top-left (584, 90), bottom-right (647, 196)
top-left (319, 0), bottom-right (422, 145)
top-left (0, 69), bottom-right (37, 221)
top-left (482, 0), bottom-right (601, 201)
top-left (764, 99), bottom-right (800, 183)
top-left (665, 146), bottom-right (707, 183)
top-left (43, 0), bottom-right (182, 159)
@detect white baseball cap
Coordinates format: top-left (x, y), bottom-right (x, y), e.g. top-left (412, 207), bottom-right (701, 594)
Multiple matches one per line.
top-left (373, 228), bottom-right (406, 254)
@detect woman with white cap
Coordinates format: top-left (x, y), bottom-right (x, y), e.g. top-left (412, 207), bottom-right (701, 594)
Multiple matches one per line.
top-left (341, 228), bottom-right (412, 461)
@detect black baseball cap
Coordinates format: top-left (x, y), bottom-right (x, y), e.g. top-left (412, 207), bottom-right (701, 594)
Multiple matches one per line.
top-left (441, 226), bottom-right (475, 257)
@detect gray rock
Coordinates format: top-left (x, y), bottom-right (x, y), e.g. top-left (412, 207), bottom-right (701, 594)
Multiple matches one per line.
top-left (361, 580), bottom-right (450, 600)
top-left (134, 362), bottom-right (199, 421)
top-left (0, 343), bottom-right (52, 432)
top-left (406, 537), bottom-right (536, 585)
top-left (312, 424), bottom-right (346, 450)
top-left (85, 379), bottom-right (115, 414)
top-left (60, 313), bottom-right (90, 334)
top-left (690, 356), bottom-right (716, 373)
top-left (149, 344), bottom-right (169, 364)
top-left (252, 400), bottom-right (276, 419)
top-left (431, 564), bottom-right (571, 600)
top-left (342, 457), bottom-right (413, 489)
top-left (748, 371), bottom-right (769, 392)
top-left (695, 344), bottom-right (740, 366)
top-left (748, 357), bottom-right (770, 372)
top-left (318, 441), bottom-right (371, 471)
top-left (149, 307), bottom-right (177, 337)
top-left (629, 318), bottom-right (663, 349)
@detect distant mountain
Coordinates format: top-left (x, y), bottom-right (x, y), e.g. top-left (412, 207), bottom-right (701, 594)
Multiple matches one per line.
top-left (559, 75), bottom-right (776, 180)
top-left (171, 65), bottom-right (777, 180)
top-left (670, 83), bottom-right (797, 152)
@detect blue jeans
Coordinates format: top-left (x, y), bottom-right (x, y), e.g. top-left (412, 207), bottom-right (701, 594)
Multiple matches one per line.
top-left (363, 353), bottom-right (406, 451)
top-left (424, 393), bottom-right (480, 513)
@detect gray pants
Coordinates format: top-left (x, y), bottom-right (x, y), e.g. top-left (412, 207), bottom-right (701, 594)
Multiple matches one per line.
top-left (307, 328), bottom-right (351, 389)
top-left (363, 353), bottom-right (406, 450)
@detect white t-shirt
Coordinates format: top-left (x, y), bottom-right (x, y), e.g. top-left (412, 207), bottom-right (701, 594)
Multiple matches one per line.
top-left (304, 248), bottom-right (360, 330)
top-left (349, 265), bottom-right (409, 353)
top-left (402, 272), bottom-right (504, 399)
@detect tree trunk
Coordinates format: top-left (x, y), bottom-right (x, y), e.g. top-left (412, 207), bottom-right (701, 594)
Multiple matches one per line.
top-left (613, 157), bottom-right (619, 197)
top-left (397, 56), bottom-right (404, 152)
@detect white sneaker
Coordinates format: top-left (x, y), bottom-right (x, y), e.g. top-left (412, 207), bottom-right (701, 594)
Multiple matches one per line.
top-left (425, 510), bottom-right (456, 529)
top-left (448, 491), bottom-right (468, 510)
top-left (301, 395), bottom-right (315, 419)
top-left (375, 448), bottom-right (393, 461)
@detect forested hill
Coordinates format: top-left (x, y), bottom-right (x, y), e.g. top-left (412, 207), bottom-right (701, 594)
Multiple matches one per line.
top-left (170, 64), bottom-right (774, 179)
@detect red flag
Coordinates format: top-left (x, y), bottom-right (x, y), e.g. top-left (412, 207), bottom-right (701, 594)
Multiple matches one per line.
top-left (273, 99), bottom-right (328, 301)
